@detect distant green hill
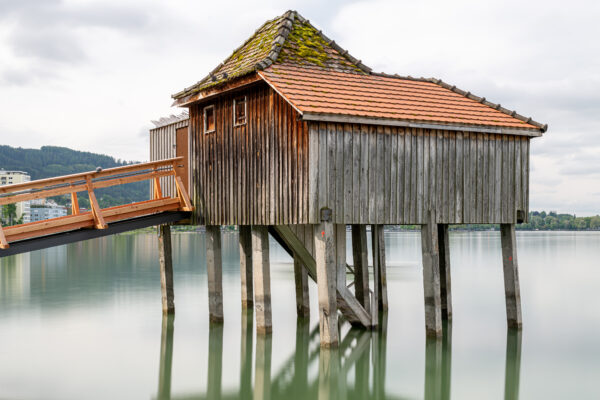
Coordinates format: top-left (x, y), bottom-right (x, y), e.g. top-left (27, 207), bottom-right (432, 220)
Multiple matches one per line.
top-left (0, 145), bottom-right (148, 208)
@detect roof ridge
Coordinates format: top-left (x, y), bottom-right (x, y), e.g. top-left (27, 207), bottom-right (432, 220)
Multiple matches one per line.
top-left (289, 11), bottom-right (372, 74)
top-left (255, 10), bottom-right (295, 70)
top-left (429, 78), bottom-right (547, 132)
top-left (371, 71), bottom-right (546, 132)
top-left (173, 13), bottom-right (288, 99)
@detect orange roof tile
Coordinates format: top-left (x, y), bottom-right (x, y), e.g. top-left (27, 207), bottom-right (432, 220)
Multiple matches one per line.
top-left (260, 63), bottom-right (541, 131)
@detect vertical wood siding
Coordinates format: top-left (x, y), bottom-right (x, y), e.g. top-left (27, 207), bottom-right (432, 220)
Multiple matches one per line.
top-left (149, 119), bottom-right (189, 198)
top-left (308, 122), bottom-right (530, 225)
top-left (189, 83), bottom-right (309, 225)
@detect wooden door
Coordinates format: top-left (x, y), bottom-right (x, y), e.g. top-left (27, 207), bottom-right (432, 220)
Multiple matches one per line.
top-left (175, 127), bottom-right (189, 194)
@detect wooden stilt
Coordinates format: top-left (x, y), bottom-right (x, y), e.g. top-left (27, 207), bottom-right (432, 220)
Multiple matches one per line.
top-left (438, 224), bottom-right (452, 320)
top-left (370, 226), bottom-right (380, 328)
top-left (314, 209), bottom-right (339, 348)
top-left (207, 323), bottom-right (224, 400)
top-left (335, 224), bottom-right (347, 301)
top-left (252, 226), bottom-right (272, 334)
top-left (239, 225), bottom-right (253, 308)
top-left (500, 224), bottom-right (522, 329)
top-left (239, 309), bottom-right (253, 399)
top-left (158, 224), bottom-right (175, 314)
top-left (421, 210), bottom-right (443, 337)
top-left (206, 225), bottom-right (223, 323)
top-left (157, 314), bottom-right (174, 400)
top-left (294, 255), bottom-right (310, 318)
top-left (254, 333), bottom-right (272, 400)
top-left (351, 224), bottom-right (370, 309)
top-left (372, 224), bottom-right (388, 311)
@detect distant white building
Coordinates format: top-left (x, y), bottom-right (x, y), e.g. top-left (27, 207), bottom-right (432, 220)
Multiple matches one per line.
top-left (0, 170), bottom-right (31, 223)
top-left (30, 204), bottom-right (67, 222)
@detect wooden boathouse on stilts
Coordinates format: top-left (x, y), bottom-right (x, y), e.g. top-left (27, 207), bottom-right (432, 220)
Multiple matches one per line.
top-left (150, 10), bottom-right (547, 346)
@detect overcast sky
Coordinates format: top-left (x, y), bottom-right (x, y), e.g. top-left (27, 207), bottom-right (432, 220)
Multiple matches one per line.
top-left (1, 0), bottom-right (599, 214)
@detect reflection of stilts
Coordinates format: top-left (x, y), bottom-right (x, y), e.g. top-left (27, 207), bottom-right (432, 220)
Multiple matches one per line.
top-left (157, 314), bottom-right (174, 400)
top-left (254, 333), bottom-right (272, 400)
top-left (207, 323), bottom-right (223, 400)
top-left (424, 321), bottom-right (452, 400)
top-left (504, 328), bottom-right (522, 400)
top-left (239, 309), bottom-right (253, 400)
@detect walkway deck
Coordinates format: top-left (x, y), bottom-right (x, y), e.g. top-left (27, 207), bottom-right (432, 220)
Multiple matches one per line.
top-left (0, 157), bottom-right (192, 257)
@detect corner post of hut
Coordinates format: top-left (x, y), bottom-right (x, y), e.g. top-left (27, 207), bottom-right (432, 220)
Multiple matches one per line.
top-left (315, 207), bottom-right (339, 348)
top-left (500, 223), bottom-right (522, 329)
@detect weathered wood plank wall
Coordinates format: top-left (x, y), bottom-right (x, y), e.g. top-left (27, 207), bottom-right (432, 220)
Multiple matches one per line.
top-left (308, 123), bottom-right (529, 225)
top-left (149, 118), bottom-right (189, 197)
top-left (189, 83), bottom-right (309, 225)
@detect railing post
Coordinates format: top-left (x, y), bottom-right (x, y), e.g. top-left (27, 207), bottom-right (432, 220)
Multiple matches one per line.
top-left (0, 224), bottom-right (9, 249)
top-left (86, 176), bottom-right (107, 229)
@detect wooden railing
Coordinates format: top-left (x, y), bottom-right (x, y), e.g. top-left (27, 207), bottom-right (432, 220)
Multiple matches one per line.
top-left (0, 157), bottom-right (192, 249)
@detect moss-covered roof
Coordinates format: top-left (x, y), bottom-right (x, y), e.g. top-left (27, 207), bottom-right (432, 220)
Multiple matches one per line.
top-left (172, 10), bottom-right (370, 100)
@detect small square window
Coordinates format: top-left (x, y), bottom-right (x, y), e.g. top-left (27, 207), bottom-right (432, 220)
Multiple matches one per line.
top-left (233, 96), bottom-right (247, 126)
top-left (204, 105), bottom-right (215, 134)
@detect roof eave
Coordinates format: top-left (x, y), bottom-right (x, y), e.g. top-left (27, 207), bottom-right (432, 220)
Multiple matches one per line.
top-left (171, 73), bottom-right (263, 107)
top-left (300, 112), bottom-right (544, 137)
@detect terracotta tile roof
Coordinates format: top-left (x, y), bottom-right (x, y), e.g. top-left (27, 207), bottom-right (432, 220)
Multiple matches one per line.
top-left (173, 10), bottom-right (546, 133)
top-left (260, 64), bottom-right (544, 131)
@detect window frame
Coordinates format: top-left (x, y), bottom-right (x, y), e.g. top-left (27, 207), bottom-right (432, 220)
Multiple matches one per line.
top-left (233, 96), bottom-right (247, 127)
top-left (203, 105), bottom-right (216, 134)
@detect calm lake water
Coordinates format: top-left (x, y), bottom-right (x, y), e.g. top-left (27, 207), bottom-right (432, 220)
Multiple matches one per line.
top-left (0, 230), bottom-right (599, 399)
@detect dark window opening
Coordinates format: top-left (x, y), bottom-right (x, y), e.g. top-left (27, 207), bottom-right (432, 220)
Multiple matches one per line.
top-left (234, 96), bottom-right (247, 126)
top-left (204, 105), bottom-right (215, 134)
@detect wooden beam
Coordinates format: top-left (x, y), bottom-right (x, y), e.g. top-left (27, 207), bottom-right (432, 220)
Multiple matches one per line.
top-left (351, 225), bottom-right (370, 309)
top-left (158, 225), bottom-right (175, 314)
top-left (438, 224), bottom-right (452, 320)
top-left (0, 158), bottom-right (182, 195)
top-left (315, 211), bottom-right (339, 348)
top-left (500, 224), bottom-right (522, 329)
top-left (372, 225), bottom-right (388, 311)
top-left (71, 191), bottom-right (80, 215)
top-left (174, 175), bottom-right (194, 211)
top-left (421, 210), bottom-right (443, 337)
top-left (154, 175), bottom-right (163, 200)
top-left (86, 177), bottom-right (107, 229)
top-left (0, 223), bottom-right (9, 249)
top-left (206, 225), bottom-right (224, 323)
top-left (252, 226), bottom-right (272, 334)
top-left (239, 225), bottom-right (253, 308)
top-left (294, 255), bottom-right (310, 318)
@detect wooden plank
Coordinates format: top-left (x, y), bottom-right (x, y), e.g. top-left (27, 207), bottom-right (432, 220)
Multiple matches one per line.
top-left (308, 123), bottom-right (319, 223)
top-left (447, 132), bottom-right (455, 222)
top-left (390, 127), bottom-right (398, 223)
top-left (352, 124), bottom-right (360, 223)
top-left (403, 129), bottom-right (411, 223)
top-left (477, 133), bottom-right (484, 223)
top-left (410, 129), bottom-right (418, 223)
top-left (455, 132), bottom-right (463, 223)
top-left (318, 122), bottom-right (328, 215)
top-left (423, 131), bottom-right (430, 221)
top-left (502, 135), bottom-right (509, 222)
top-left (174, 175), bottom-right (194, 211)
top-left (0, 224), bottom-right (10, 249)
top-left (416, 129), bottom-right (424, 223)
top-left (383, 126), bottom-right (391, 224)
top-left (508, 136), bottom-right (515, 223)
top-left (71, 192), bottom-right (80, 215)
top-left (397, 128), bottom-right (405, 223)
top-left (436, 131), bottom-right (443, 224)
top-left (438, 224), bottom-right (452, 320)
top-left (369, 126), bottom-right (377, 223)
top-left (360, 124), bottom-right (369, 223)
top-left (335, 124), bottom-right (344, 223)
top-left (344, 123), bottom-right (353, 223)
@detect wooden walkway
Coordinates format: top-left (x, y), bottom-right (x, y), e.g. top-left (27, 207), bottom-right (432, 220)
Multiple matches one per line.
top-left (0, 157), bottom-right (192, 257)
